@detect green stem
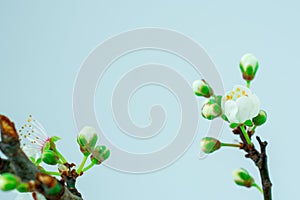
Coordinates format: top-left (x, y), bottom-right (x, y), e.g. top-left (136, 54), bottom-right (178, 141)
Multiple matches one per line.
top-left (54, 148), bottom-right (67, 163)
top-left (240, 125), bottom-right (252, 145)
top-left (221, 143), bottom-right (241, 148)
top-left (253, 183), bottom-right (263, 194)
top-left (77, 155), bottom-right (89, 174)
top-left (83, 162), bottom-right (95, 172)
top-left (246, 80), bottom-right (251, 88)
top-left (251, 125), bottom-right (257, 132)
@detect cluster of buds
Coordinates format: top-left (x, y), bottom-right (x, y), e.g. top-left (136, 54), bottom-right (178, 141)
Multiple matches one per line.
top-left (194, 54), bottom-right (268, 195)
top-left (77, 126), bottom-right (110, 165)
top-left (193, 53), bottom-right (267, 127)
top-left (193, 79), bottom-right (223, 120)
top-left (0, 173), bottom-right (33, 194)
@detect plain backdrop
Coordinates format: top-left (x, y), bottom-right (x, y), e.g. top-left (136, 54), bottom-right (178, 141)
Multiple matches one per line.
top-left (0, 1), bottom-right (298, 199)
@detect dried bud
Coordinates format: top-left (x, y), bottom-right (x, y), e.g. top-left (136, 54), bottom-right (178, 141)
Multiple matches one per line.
top-left (193, 79), bottom-right (213, 98)
top-left (77, 126), bottom-right (98, 156)
top-left (201, 99), bottom-right (222, 120)
top-left (91, 145), bottom-right (110, 164)
top-left (232, 168), bottom-right (254, 187)
top-left (42, 150), bottom-right (60, 165)
top-left (252, 110), bottom-right (267, 126)
top-left (200, 137), bottom-right (221, 154)
top-left (0, 173), bottom-right (20, 191)
top-left (240, 54), bottom-right (259, 81)
top-left (37, 173), bottom-right (62, 196)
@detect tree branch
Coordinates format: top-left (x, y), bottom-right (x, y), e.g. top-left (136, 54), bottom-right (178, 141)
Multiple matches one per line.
top-left (235, 127), bottom-right (272, 200)
top-left (0, 115), bottom-right (83, 200)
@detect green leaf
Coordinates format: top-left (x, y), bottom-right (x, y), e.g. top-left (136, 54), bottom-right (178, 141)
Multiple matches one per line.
top-left (230, 123), bottom-right (239, 129)
top-left (50, 136), bottom-right (61, 143)
top-left (244, 120), bottom-right (253, 127)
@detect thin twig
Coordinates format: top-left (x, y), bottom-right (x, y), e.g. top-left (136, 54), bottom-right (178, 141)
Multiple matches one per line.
top-left (234, 127), bottom-right (272, 200)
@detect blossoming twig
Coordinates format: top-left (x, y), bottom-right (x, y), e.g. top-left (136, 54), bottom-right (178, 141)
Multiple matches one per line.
top-left (195, 53), bottom-right (272, 199)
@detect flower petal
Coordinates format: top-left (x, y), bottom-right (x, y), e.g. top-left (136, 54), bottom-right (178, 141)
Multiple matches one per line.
top-left (224, 100), bottom-right (239, 123)
top-left (249, 94), bottom-right (260, 117)
top-left (236, 96), bottom-right (253, 123)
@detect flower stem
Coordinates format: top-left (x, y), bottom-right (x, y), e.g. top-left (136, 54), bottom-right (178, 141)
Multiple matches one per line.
top-left (77, 155), bottom-right (89, 174)
top-left (221, 143), bottom-right (241, 148)
top-left (251, 125), bottom-right (257, 132)
top-left (83, 162), bottom-right (95, 172)
top-left (54, 148), bottom-right (67, 163)
top-left (246, 80), bottom-right (251, 88)
top-left (253, 183), bottom-right (263, 194)
top-left (240, 126), bottom-right (252, 145)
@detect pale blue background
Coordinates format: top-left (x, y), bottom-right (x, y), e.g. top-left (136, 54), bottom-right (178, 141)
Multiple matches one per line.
top-left (0, 1), bottom-right (298, 199)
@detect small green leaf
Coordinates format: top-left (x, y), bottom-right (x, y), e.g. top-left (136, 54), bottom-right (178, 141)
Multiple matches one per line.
top-left (244, 120), bottom-right (253, 127)
top-left (50, 136), bottom-right (61, 143)
top-left (230, 123), bottom-right (239, 129)
top-left (221, 114), bottom-right (229, 122)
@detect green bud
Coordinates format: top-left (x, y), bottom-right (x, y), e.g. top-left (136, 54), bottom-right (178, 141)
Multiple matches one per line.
top-left (77, 126), bottom-right (98, 156)
top-left (232, 168), bottom-right (254, 187)
top-left (42, 150), bottom-right (60, 165)
top-left (252, 110), bottom-right (267, 126)
top-left (201, 99), bottom-right (222, 120)
top-left (17, 182), bottom-right (30, 193)
top-left (91, 145), bottom-right (110, 164)
top-left (0, 173), bottom-right (20, 191)
top-left (193, 79), bottom-right (214, 98)
top-left (200, 137), bottom-right (221, 154)
top-left (240, 54), bottom-right (259, 81)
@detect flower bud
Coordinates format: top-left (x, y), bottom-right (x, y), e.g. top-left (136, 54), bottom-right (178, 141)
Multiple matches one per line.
top-left (252, 110), bottom-right (267, 126)
top-left (201, 99), bottom-right (222, 120)
top-left (77, 126), bottom-right (98, 156)
top-left (17, 182), bottom-right (30, 192)
top-left (200, 137), bottom-right (221, 153)
top-left (193, 79), bottom-right (213, 98)
top-left (91, 145), bottom-right (110, 164)
top-left (0, 173), bottom-right (20, 191)
top-left (240, 54), bottom-right (259, 81)
top-left (232, 168), bottom-right (254, 187)
top-left (42, 150), bottom-right (60, 165)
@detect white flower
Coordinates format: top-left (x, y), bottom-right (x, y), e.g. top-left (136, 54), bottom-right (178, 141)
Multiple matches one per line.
top-left (221, 85), bottom-right (260, 123)
top-left (19, 115), bottom-right (51, 158)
